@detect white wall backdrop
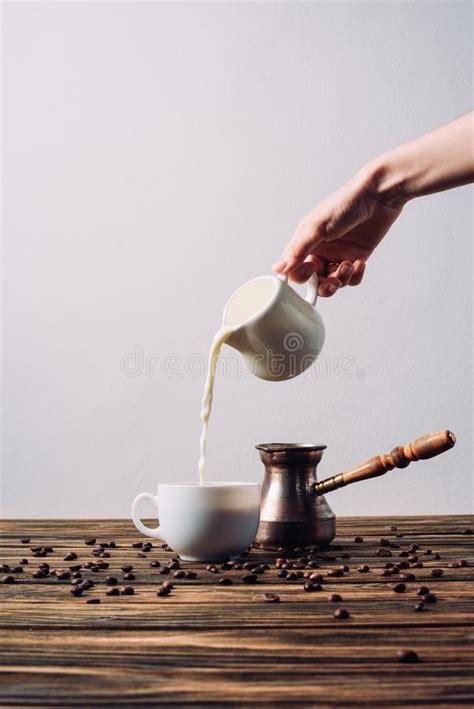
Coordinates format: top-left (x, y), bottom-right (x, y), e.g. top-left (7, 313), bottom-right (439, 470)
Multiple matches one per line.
top-left (2, 1), bottom-right (472, 518)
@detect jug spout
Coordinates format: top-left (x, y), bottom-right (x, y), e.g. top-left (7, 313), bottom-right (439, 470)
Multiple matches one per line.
top-left (255, 443), bottom-right (335, 548)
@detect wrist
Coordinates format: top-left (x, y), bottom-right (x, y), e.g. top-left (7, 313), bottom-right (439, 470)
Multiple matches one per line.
top-left (362, 151), bottom-right (416, 207)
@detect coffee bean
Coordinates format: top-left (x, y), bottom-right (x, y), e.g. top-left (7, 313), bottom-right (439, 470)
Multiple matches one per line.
top-left (383, 562), bottom-right (394, 568)
top-left (411, 562), bottom-right (423, 568)
top-left (157, 586), bottom-right (171, 597)
top-left (243, 562), bottom-right (255, 570)
top-left (174, 570), bottom-right (186, 578)
top-left (408, 555), bottom-right (418, 563)
top-left (399, 551), bottom-right (409, 557)
top-left (459, 559), bottom-right (468, 567)
top-left (149, 561), bottom-right (160, 568)
top-left (136, 553), bottom-right (146, 558)
top-left (132, 542), bottom-right (143, 548)
top-left (390, 567), bottom-right (400, 574)
top-left (432, 553), bottom-right (440, 560)
top-left (56, 571), bottom-right (71, 580)
top-left (100, 552), bottom-right (110, 558)
top-left (264, 593), bottom-right (280, 603)
top-left (395, 532), bottom-right (403, 538)
top-left (71, 578), bottom-right (82, 586)
top-left (19, 559), bottom-right (28, 565)
top-left (396, 649), bottom-right (420, 663)
top-left (206, 565), bottom-right (219, 574)
top-left (160, 567), bottom-right (170, 575)
top-left (85, 538), bottom-right (96, 546)
top-left (421, 593), bottom-right (437, 604)
top-left (1, 575), bottom-right (16, 584)
top-left (168, 560), bottom-right (180, 570)
top-left (416, 585), bottom-right (430, 596)
top-left (241, 574), bottom-right (258, 584)
top-left (376, 548), bottom-right (392, 557)
top-left (414, 602), bottom-right (425, 612)
top-left (185, 571), bottom-right (197, 579)
top-left (82, 580), bottom-right (94, 590)
top-left (396, 561), bottom-right (409, 570)
top-left (399, 573), bottom-right (416, 582)
top-left (69, 564), bottom-right (82, 572)
top-left (390, 525), bottom-right (397, 531)
top-left (71, 586), bottom-right (83, 596)
top-left (463, 528), bottom-right (472, 535)
top-left (329, 593), bottom-right (342, 602)
top-left (309, 572), bottom-right (324, 583)
top-left (354, 537), bottom-right (363, 543)
top-left (341, 553), bottom-right (351, 559)
top-left (11, 566), bottom-right (23, 574)
top-left (380, 538), bottom-right (390, 547)
top-left (308, 561), bottom-right (320, 568)
top-left (393, 583), bottom-right (406, 593)
top-left (380, 569), bottom-right (392, 577)
top-left (64, 553), bottom-right (77, 561)
top-left (286, 572), bottom-right (298, 581)
top-left (20, 537), bottom-right (31, 544)
top-left (219, 577), bottom-right (232, 586)
top-left (340, 565), bottom-right (350, 573)
top-left (334, 608), bottom-right (350, 619)
top-left (357, 564), bottom-right (370, 573)
top-left (162, 581), bottom-right (174, 590)
top-left (86, 598), bottom-right (101, 604)
top-left (123, 573), bottom-right (135, 581)
top-left (327, 568), bottom-right (344, 577)
top-left (91, 549), bottom-right (102, 557)
top-left (33, 570), bottom-right (47, 579)
top-left (105, 587), bottom-right (119, 596)
top-left (84, 562), bottom-right (93, 569)
top-left (105, 576), bottom-right (118, 585)
top-left (278, 569), bottom-right (288, 578)
top-left (121, 586), bottom-right (134, 595)
top-left (0, 565), bottom-right (11, 573)
top-left (431, 568), bottom-right (444, 577)
top-left (304, 582), bottom-right (322, 592)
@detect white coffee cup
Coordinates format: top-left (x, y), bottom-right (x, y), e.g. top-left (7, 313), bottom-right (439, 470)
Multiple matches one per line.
top-left (223, 273), bottom-right (324, 381)
top-left (131, 482), bottom-right (260, 562)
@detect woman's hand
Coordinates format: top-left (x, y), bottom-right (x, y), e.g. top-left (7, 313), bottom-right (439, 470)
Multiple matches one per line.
top-left (273, 163), bottom-right (406, 296)
top-left (274, 112), bottom-right (474, 297)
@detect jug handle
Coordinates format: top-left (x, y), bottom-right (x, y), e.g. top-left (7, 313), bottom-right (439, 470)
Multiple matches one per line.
top-left (277, 273), bottom-right (319, 307)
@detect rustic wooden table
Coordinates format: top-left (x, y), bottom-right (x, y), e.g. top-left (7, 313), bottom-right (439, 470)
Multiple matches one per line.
top-left (1, 516), bottom-right (473, 707)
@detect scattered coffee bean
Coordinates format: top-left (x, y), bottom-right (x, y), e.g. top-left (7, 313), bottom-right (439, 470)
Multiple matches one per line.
top-left (408, 555), bottom-right (418, 563)
top-left (0, 565), bottom-right (11, 573)
top-left (304, 582), bottom-right (322, 592)
top-left (132, 542), bottom-right (143, 548)
top-left (380, 538), bottom-right (390, 547)
top-left (100, 551), bottom-right (110, 558)
top-left (19, 559), bottom-right (28, 565)
top-left (414, 602), bottom-right (425, 612)
top-left (393, 583), bottom-right (406, 593)
top-left (327, 568), bottom-right (344, 577)
top-left (219, 577), bottom-right (232, 586)
top-left (84, 562), bottom-right (93, 569)
top-left (33, 570), bottom-right (47, 579)
top-left (174, 570), bottom-right (186, 578)
top-left (185, 571), bottom-right (197, 579)
top-left (329, 593), bottom-right (343, 602)
top-left (354, 537), bottom-right (363, 543)
top-left (69, 564), bottom-right (82, 572)
top-left (286, 572), bottom-right (298, 581)
top-left (71, 578), bottom-right (82, 586)
top-left (278, 569), bottom-right (288, 578)
top-left (56, 571), bottom-right (71, 580)
top-left (85, 538), bottom-right (96, 546)
top-left (390, 525), bottom-right (397, 531)
top-left (399, 573), bottom-right (416, 582)
top-left (241, 574), bottom-right (258, 584)
top-left (264, 593), bottom-right (280, 603)
top-left (105, 576), bottom-right (118, 585)
top-left (86, 598), bottom-right (101, 604)
top-left (149, 561), bottom-right (160, 568)
top-left (121, 586), bottom-right (134, 595)
top-left (358, 564), bottom-right (370, 573)
top-left (11, 566), bottom-right (23, 574)
top-left (462, 528), bottom-right (472, 535)
top-left (396, 561), bottom-right (410, 570)
top-left (416, 586), bottom-right (430, 596)
top-left (334, 608), bottom-right (350, 619)
top-left (71, 586), bottom-right (83, 596)
top-left (82, 580), bottom-right (94, 590)
top-left (376, 548), bottom-right (392, 557)
top-left (162, 581), bottom-right (174, 590)
top-left (105, 587), bottom-right (120, 596)
top-left (64, 552), bottom-right (77, 561)
top-left (121, 564), bottom-right (133, 573)
top-left (399, 551), bottom-right (409, 557)
top-left (20, 538), bottom-right (30, 544)
top-left (431, 568), bottom-right (444, 577)
top-left (397, 649), bottom-right (420, 663)
top-left (123, 573), bottom-right (135, 581)
top-left (220, 562), bottom-right (233, 571)
top-left (421, 592), bottom-right (437, 604)
top-left (157, 586), bottom-right (171, 597)
top-left (1, 575), bottom-right (16, 584)
top-left (136, 553), bottom-right (146, 558)
top-left (309, 572), bottom-right (324, 583)
top-left (160, 567), bottom-right (170, 575)
top-left (432, 553), bottom-right (440, 560)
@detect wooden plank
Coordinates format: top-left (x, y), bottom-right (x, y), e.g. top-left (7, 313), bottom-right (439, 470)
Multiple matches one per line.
top-left (0, 516), bottom-right (472, 706)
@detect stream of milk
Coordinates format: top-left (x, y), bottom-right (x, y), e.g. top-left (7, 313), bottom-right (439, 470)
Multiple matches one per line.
top-left (198, 326), bottom-right (235, 484)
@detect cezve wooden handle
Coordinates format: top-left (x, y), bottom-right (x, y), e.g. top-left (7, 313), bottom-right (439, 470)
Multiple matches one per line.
top-left (314, 430), bottom-right (456, 496)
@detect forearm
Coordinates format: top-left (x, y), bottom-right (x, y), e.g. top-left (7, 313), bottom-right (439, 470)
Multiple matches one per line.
top-left (369, 112), bottom-right (474, 202)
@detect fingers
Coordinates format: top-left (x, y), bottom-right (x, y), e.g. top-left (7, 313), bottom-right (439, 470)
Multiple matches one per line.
top-left (286, 257), bottom-right (366, 297)
top-left (273, 216), bottom-right (326, 275)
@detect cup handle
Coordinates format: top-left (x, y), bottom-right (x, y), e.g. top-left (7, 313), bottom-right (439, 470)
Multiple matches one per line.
top-left (305, 273), bottom-right (319, 306)
top-left (131, 492), bottom-right (163, 539)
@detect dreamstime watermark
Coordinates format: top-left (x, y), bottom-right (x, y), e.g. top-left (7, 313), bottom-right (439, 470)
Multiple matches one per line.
top-left (120, 337), bottom-right (366, 381)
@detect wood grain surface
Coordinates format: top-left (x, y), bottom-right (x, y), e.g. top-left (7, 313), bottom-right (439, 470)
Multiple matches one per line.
top-left (1, 516), bottom-right (473, 707)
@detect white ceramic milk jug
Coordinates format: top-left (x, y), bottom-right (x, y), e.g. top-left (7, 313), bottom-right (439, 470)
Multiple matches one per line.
top-left (223, 273), bottom-right (324, 381)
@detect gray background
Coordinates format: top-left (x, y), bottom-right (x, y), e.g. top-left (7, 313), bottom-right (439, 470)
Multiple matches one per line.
top-left (2, 1), bottom-right (472, 518)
